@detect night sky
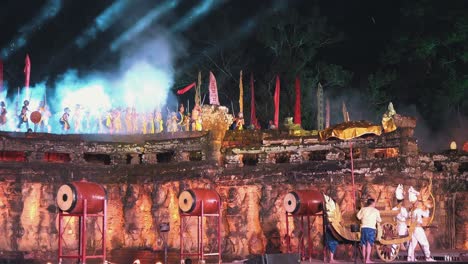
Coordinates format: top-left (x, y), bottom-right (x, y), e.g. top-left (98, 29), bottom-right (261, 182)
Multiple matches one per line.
top-left (0, 0), bottom-right (398, 86)
top-left (0, 0), bottom-right (467, 151)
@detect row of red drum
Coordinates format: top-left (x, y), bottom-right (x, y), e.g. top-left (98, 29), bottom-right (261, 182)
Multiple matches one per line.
top-left (56, 182), bottom-right (324, 216)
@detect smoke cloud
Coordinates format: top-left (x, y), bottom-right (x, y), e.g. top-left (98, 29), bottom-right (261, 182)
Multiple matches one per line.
top-left (0, 29), bottom-right (183, 134)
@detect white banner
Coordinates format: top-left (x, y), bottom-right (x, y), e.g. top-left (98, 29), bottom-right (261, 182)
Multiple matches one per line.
top-left (209, 71), bottom-right (220, 105)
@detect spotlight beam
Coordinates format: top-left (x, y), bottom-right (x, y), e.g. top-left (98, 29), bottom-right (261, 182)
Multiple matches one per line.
top-left (75, 0), bottom-right (131, 48)
top-left (110, 0), bottom-right (180, 52)
top-left (0, 0), bottom-right (62, 60)
top-left (170, 0), bottom-right (222, 33)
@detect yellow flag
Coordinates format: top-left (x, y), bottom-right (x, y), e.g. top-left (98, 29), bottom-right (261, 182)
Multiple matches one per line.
top-left (239, 70), bottom-right (243, 114)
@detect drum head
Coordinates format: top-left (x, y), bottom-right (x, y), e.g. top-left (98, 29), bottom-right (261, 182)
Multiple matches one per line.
top-left (178, 190), bottom-right (196, 213)
top-left (30, 111), bottom-right (42, 124)
top-left (56, 184), bottom-right (75, 212)
top-left (284, 192), bottom-right (299, 214)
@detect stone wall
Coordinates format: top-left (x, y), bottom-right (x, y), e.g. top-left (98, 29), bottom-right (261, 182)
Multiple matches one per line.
top-left (0, 126), bottom-right (466, 261)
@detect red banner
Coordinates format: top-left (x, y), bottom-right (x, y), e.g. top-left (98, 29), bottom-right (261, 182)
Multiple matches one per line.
top-left (250, 73), bottom-right (258, 128)
top-left (176, 82), bottom-right (196, 95)
top-left (274, 75), bottom-right (280, 128)
top-left (208, 71), bottom-right (219, 105)
top-left (294, 76), bottom-right (301, 125)
top-left (0, 59), bottom-right (3, 93)
top-left (24, 54), bottom-right (31, 89)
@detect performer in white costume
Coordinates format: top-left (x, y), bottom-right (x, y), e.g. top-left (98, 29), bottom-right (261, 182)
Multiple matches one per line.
top-left (393, 204), bottom-right (408, 236)
top-left (407, 200), bottom-right (435, 262)
top-left (392, 184), bottom-right (408, 250)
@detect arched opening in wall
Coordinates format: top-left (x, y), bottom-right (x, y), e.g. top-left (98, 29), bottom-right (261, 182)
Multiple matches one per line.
top-left (189, 151), bottom-right (203, 162)
top-left (242, 154), bottom-right (259, 166)
top-left (84, 153), bottom-right (111, 165)
top-left (157, 151), bottom-right (174, 163)
top-left (44, 152), bottom-right (71, 163)
top-left (459, 162), bottom-right (468, 173)
top-left (434, 161), bottom-right (443, 172)
top-left (0, 151), bottom-right (26, 162)
top-left (126, 154), bottom-right (142, 164)
top-left (309, 150), bottom-right (328, 161)
top-left (275, 152), bottom-right (290, 164)
top-left (345, 148), bottom-right (361, 159)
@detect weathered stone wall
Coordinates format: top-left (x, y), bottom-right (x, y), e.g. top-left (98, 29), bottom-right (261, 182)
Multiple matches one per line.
top-left (0, 127), bottom-right (466, 262)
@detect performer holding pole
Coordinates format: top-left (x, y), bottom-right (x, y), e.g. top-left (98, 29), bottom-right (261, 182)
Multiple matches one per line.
top-left (407, 201), bottom-right (435, 262)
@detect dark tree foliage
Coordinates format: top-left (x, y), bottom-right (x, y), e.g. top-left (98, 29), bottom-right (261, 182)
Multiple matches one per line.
top-left (254, 7), bottom-right (352, 129)
top-left (374, 0), bottom-right (468, 130)
top-left (174, 0), bottom-right (466, 135)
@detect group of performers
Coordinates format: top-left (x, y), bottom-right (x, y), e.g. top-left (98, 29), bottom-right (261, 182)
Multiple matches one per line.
top-left (326, 184), bottom-right (435, 263)
top-left (0, 99), bottom-right (206, 134)
top-left (391, 185), bottom-right (435, 262)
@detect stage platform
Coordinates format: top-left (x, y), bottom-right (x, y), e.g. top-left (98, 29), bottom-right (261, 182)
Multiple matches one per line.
top-left (0, 249), bottom-right (466, 263)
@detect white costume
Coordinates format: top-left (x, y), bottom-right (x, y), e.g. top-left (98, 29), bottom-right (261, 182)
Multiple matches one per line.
top-left (407, 207), bottom-right (434, 261)
top-left (408, 186), bottom-right (420, 203)
top-left (395, 184), bottom-right (404, 200)
top-left (392, 206), bottom-right (408, 236)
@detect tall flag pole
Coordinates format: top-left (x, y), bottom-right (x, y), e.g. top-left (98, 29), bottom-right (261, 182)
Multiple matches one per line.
top-left (294, 76), bottom-right (301, 125)
top-left (0, 59), bottom-right (3, 94)
top-left (325, 98), bottom-right (330, 128)
top-left (316, 82), bottom-right (324, 130)
top-left (273, 75), bottom-right (280, 129)
top-left (208, 71), bottom-right (220, 105)
top-left (250, 73), bottom-right (257, 128)
top-left (24, 54), bottom-right (31, 93)
top-left (239, 70), bottom-right (243, 114)
top-left (342, 101), bottom-right (350, 122)
top-left (16, 87), bottom-right (19, 116)
top-left (195, 71), bottom-right (201, 106)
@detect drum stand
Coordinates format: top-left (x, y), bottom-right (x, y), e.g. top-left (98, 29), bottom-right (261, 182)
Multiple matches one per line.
top-left (350, 224), bottom-right (360, 264)
top-left (159, 223), bottom-right (170, 264)
top-left (179, 200), bottom-right (221, 264)
top-left (58, 199), bottom-right (107, 264)
top-left (285, 211), bottom-right (322, 261)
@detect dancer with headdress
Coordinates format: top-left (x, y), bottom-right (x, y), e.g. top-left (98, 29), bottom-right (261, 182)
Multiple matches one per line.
top-left (113, 108), bottom-right (122, 134)
top-left (0, 101), bottom-right (7, 130)
top-left (176, 103), bottom-right (186, 131)
top-left (124, 107), bottom-right (133, 133)
top-left (17, 100), bottom-right (30, 131)
top-left (154, 110), bottom-right (163, 133)
top-left (60, 107), bottom-right (71, 132)
top-left (73, 104), bottom-right (83, 133)
top-left (191, 104), bottom-right (202, 131)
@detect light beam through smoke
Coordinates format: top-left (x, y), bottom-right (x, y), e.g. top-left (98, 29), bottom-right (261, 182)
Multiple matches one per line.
top-left (170, 0), bottom-right (219, 33)
top-left (0, 0), bottom-right (62, 60)
top-left (110, 0), bottom-right (180, 52)
top-left (75, 0), bottom-right (131, 48)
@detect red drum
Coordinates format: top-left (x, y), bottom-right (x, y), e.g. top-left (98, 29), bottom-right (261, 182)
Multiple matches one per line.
top-left (178, 189), bottom-right (220, 215)
top-left (30, 111), bottom-right (42, 124)
top-left (56, 181), bottom-right (106, 214)
top-left (283, 190), bottom-right (324, 215)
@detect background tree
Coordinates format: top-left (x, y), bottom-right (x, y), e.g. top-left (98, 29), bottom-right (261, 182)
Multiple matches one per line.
top-left (374, 0), bottom-right (468, 131)
top-left (256, 7), bottom-right (352, 129)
